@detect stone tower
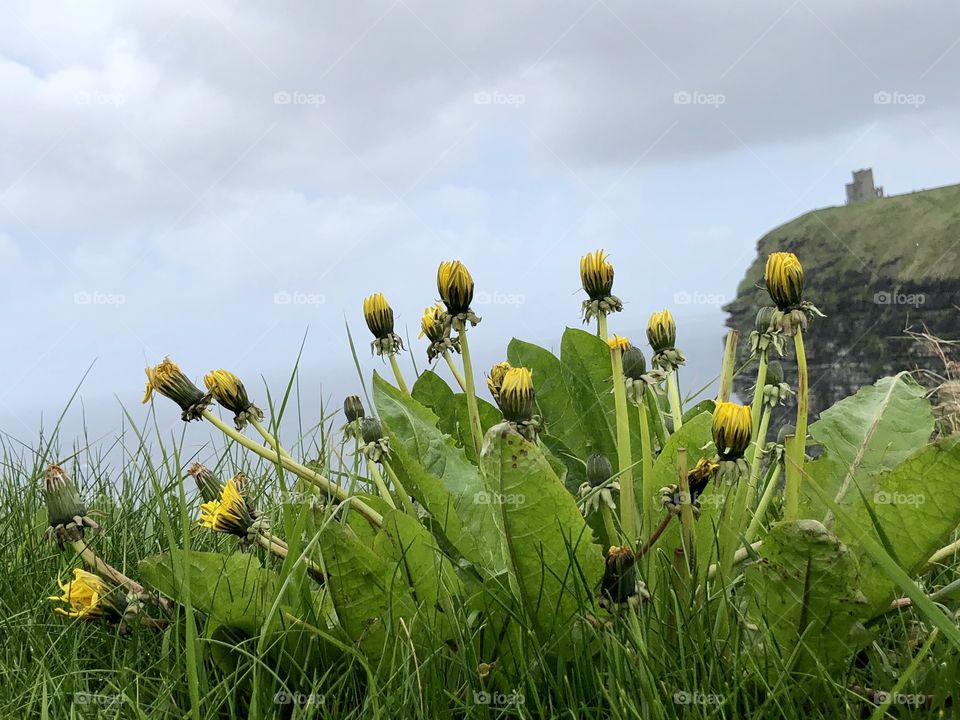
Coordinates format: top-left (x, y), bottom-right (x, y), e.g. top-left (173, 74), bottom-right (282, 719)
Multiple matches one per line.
top-left (845, 168), bottom-right (884, 204)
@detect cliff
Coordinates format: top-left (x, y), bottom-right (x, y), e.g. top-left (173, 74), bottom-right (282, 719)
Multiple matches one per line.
top-left (724, 183), bottom-right (960, 418)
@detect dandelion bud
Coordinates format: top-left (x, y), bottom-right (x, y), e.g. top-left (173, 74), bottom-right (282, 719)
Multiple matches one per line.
top-left (44, 464), bottom-right (87, 529)
top-left (143, 357), bottom-right (211, 421)
top-left (187, 463), bottom-right (222, 504)
top-left (580, 249), bottom-right (615, 300)
top-left (765, 360), bottom-right (785, 387)
top-left (607, 335), bottom-right (631, 353)
top-left (712, 402), bottom-right (752, 461)
top-left (498, 367), bottom-right (535, 423)
top-left (48, 568), bottom-right (125, 621)
top-left (687, 457), bottom-right (719, 498)
top-left (198, 476), bottom-right (255, 538)
top-left (363, 293), bottom-right (395, 338)
top-left (621, 347), bottom-right (647, 381)
top-left (764, 252), bottom-right (804, 311)
top-left (487, 361), bottom-right (512, 402)
top-left (204, 369), bottom-right (263, 430)
top-left (586, 453), bottom-right (614, 488)
top-left (755, 306), bottom-right (776, 333)
top-left (361, 416), bottom-right (384, 445)
top-left (343, 395), bottom-right (365, 423)
top-left (437, 260), bottom-right (475, 315)
top-left (646, 310), bottom-right (676, 353)
top-left (600, 546), bottom-right (647, 609)
top-left (419, 303), bottom-right (446, 344)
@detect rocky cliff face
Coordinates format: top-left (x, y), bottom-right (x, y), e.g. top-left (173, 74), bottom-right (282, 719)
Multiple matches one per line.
top-left (724, 184), bottom-right (960, 419)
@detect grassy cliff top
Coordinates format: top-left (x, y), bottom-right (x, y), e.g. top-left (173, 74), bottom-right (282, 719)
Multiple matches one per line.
top-left (726, 183), bottom-right (960, 316)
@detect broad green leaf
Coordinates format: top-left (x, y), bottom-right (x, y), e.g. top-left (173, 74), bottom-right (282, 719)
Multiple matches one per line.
top-left (317, 521), bottom-right (420, 660)
top-left (373, 373), bottom-right (502, 571)
top-left (453, 393), bottom-right (501, 464)
top-left (559, 328), bottom-right (618, 464)
top-left (482, 422), bottom-right (604, 645)
top-left (140, 551), bottom-right (278, 633)
top-left (745, 520), bottom-right (870, 672)
top-left (827, 435), bottom-right (960, 612)
top-left (803, 373), bottom-right (934, 519)
top-left (508, 338), bottom-right (585, 458)
top-left (381, 509), bottom-right (464, 610)
top-left (411, 370), bottom-right (457, 438)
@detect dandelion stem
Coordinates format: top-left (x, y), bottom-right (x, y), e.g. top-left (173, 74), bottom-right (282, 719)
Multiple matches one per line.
top-left (749, 350), bottom-right (769, 450)
top-left (70, 540), bottom-right (144, 595)
top-left (367, 463), bottom-right (398, 510)
top-left (676, 449), bottom-right (697, 578)
top-left (745, 403), bottom-right (771, 512)
top-left (388, 354), bottom-right (410, 395)
top-left (717, 330), bottom-right (738, 403)
top-left (457, 327), bottom-right (484, 460)
top-left (791, 329), bottom-right (809, 497)
top-left (637, 400), bottom-right (655, 538)
top-left (251, 418), bottom-right (292, 459)
top-left (783, 434), bottom-right (800, 522)
top-left (383, 460), bottom-right (420, 518)
top-left (666, 370), bottom-right (683, 431)
top-left (599, 504), bottom-right (619, 548)
top-left (597, 313), bottom-right (608, 340)
top-left (442, 351), bottom-right (467, 391)
top-left (644, 386), bottom-right (667, 450)
top-left (746, 461), bottom-right (782, 543)
top-left (610, 347), bottom-right (638, 545)
top-left (255, 532), bottom-right (324, 583)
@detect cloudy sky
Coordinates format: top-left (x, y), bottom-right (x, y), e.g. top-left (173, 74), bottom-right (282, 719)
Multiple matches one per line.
top-left (2, 0), bottom-right (959, 455)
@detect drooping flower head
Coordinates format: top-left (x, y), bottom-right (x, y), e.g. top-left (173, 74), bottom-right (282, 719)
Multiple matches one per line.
top-left (143, 357), bottom-right (211, 421)
top-left (49, 568), bottom-right (124, 621)
top-left (486, 361), bottom-right (512, 403)
top-left (363, 293), bottom-right (404, 356)
top-left (580, 249), bottom-right (623, 323)
top-left (712, 402), bottom-right (752, 461)
top-left (199, 476), bottom-right (255, 537)
top-left (498, 367), bottom-right (535, 423)
top-left (204, 369), bottom-right (264, 430)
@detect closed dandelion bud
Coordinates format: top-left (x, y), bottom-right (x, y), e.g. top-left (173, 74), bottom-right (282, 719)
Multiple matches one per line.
top-left (344, 395), bottom-right (365, 423)
top-left (688, 457), bottom-right (719, 498)
top-left (419, 303), bottom-right (446, 344)
top-left (756, 306), bottom-right (776, 333)
top-left (437, 260), bottom-right (475, 315)
top-left (187, 463), bottom-right (222, 504)
top-left (361, 416), bottom-right (384, 445)
top-left (363, 293), bottom-right (404, 356)
top-left (49, 568), bottom-right (125, 621)
top-left (44, 464), bottom-right (87, 529)
top-left (712, 402), bottom-right (752, 460)
top-left (143, 357), bottom-right (211, 421)
top-left (600, 546), bottom-right (647, 609)
top-left (766, 360), bottom-right (784, 387)
top-left (646, 310), bottom-right (676, 352)
top-left (621, 346), bottom-right (647, 381)
top-left (204, 369), bottom-right (263, 430)
top-left (580, 249), bottom-right (615, 300)
top-left (487, 361), bottom-right (512, 402)
top-left (198, 476), bottom-right (254, 538)
top-left (607, 335), bottom-right (631, 353)
top-left (498, 367), bottom-right (535, 423)
top-left (586, 453), bottom-right (613, 488)
top-left (765, 252), bottom-right (804, 311)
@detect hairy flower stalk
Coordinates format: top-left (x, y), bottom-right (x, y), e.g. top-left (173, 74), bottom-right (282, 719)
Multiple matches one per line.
top-left (745, 427), bottom-right (789, 542)
top-left (363, 293), bottom-right (409, 395)
top-left (437, 260), bottom-right (483, 459)
top-left (647, 310), bottom-right (685, 431)
top-left (420, 303), bottom-right (465, 390)
top-left (579, 249), bottom-right (623, 336)
top-left (143, 357), bottom-right (212, 421)
top-left (744, 362), bottom-right (793, 514)
top-left (608, 335), bottom-right (638, 545)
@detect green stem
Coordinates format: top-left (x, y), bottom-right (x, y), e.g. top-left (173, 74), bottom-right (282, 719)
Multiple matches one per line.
top-left (749, 350), bottom-right (769, 447)
top-left (666, 370), bottom-right (683, 431)
top-left (457, 327), bottom-right (484, 461)
top-left (70, 540), bottom-right (144, 595)
top-left (783, 434), bottom-right (800, 522)
top-left (597, 313), bottom-right (608, 341)
top-left (791, 329), bottom-right (809, 484)
top-left (599, 505), bottom-right (619, 548)
top-left (676, 449), bottom-right (697, 579)
top-left (256, 531), bottom-right (324, 583)
top-left (637, 400), bottom-right (655, 538)
top-left (251, 418), bottom-right (292, 459)
top-left (383, 461), bottom-right (420, 518)
top-left (746, 462), bottom-right (782, 543)
top-left (717, 330), bottom-right (738, 403)
top-left (442, 351), bottom-right (467, 392)
top-left (610, 348), bottom-right (638, 545)
top-left (388, 354), bottom-right (410, 395)
top-left (366, 463), bottom-right (398, 510)
top-left (202, 410), bottom-right (383, 528)
top-left (745, 404), bottom-right (771, 511)
top-left (644, 386), bottom-right (667, 450)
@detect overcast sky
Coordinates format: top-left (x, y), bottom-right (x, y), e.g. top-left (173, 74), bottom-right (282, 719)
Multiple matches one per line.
top-left (2, 1), bottom-right (959, 457)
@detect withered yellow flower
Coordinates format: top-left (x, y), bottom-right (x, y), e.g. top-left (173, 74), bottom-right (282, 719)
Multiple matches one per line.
top-left (143, 357), bottom-right (210, 421)
top-left (486, 361), bottom-right (512, 402)
top-left (363, 293), bottom-right (395, 339)
top-left (437, 260), bottom-right (475, 315)
top-left (764, 252), bottom-right (804, 311)
top-left (204, 369), bottom-right (263, 429)
top-left (607, 335), bottom-right (631, 353)
top-left (580, 249), bottom-right (615, 300)
top-left (646, 310), bottom-right (676, 352)
top-left (498, 367), bottom-right (535, 423)
top-left (199, 476), bottom-right (254, 537)
top-left (49, 568), bottom-right (122, 620)
top-left (712, 402), bottom-right (752, 460)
